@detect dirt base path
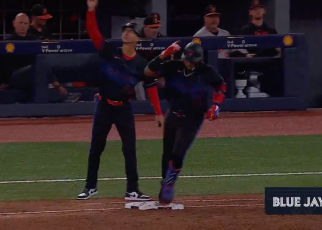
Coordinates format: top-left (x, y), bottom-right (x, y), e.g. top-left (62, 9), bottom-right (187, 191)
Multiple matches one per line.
top-left (1, 110), bottom-right (322, 229)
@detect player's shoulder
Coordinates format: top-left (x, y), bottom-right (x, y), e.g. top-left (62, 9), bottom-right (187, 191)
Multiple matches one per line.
top-left (218, 28), bottom-right (230, 36)
top-left (199, 63), bottom-right (217, 76)
top-left (194, 26), bottom-right (209, 37)
top-left (163, 60), bottom-right (183, 69)
top-left (240, 23), bottom-right (252, 33)
top-left (135, 52), bottom-right (148, 64)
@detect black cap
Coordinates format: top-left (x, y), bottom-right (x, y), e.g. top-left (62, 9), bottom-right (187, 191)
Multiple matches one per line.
top-left (143, 16), bottom-right (161, 28)
top-left (204, 5), bottom-right (220, 17)
top-left (122, 22), bottom-right (140, 37)
top-left (31, 4), bottom-right (52, 19)
top-left (181, 42), bottom-right (204, 63)
top-left (149, 12), bottom-right (161, 21)
top-left (249, 0), bottom-right (265, 10)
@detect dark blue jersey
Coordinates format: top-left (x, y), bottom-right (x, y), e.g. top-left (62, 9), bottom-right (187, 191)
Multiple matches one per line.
top-left (160, 60), bottom-right (224, 114)
top-left (86, 10), bottom-right (157, 101)
top-left (97, 42), bottom-right (156, 100)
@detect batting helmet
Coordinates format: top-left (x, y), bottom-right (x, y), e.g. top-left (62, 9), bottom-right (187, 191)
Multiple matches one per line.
top-left (122, 22), bottom-right (140, 37)
top-left (181, 42), bottom-right (203, 63)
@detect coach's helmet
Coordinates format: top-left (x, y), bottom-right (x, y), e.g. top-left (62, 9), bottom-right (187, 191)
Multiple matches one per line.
top-left (181, 42), bottom-right (204, 63)
top-left (122, 22), bottom-right (140, 37)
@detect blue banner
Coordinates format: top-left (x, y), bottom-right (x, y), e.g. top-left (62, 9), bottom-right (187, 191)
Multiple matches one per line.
top-left (265, 187), bottom-right (322, 215)
top-left (0, 34), bottom-right (300, 55)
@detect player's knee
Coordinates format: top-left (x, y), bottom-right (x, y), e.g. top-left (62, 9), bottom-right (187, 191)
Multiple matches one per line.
top-left (172, 154), bottom-right (184, 169)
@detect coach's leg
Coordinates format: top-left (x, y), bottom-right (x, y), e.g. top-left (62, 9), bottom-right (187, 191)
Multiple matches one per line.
top-left (160, 115), bottom-right (204, 204)
top-left (114, 104), bottom-right (151, 201)
top-left (77, 99), bottom-right (113, 200)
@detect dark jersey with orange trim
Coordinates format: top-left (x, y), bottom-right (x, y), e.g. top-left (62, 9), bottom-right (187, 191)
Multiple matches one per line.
top-left (136, 28), bottom-right (164, 61)
top-left (159, 60), bottom-right (225, 115)
top-left (86, 11), bottom-right (157, 101)
top-left (240, 22), bottom-right (278, 57)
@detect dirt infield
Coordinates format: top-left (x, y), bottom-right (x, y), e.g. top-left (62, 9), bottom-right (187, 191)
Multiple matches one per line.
top-left (1, 110), bottom-right (322, 229)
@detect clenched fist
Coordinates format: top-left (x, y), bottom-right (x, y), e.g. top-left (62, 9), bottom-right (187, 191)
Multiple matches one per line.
top-left (87, 0), bottom-right (98, 11)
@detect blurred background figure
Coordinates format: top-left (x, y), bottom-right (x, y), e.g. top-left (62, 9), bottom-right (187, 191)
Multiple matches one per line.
top-left (28, 4), bottom-right (53, 40)
top-left (194, 5), bottom-right (231, 59)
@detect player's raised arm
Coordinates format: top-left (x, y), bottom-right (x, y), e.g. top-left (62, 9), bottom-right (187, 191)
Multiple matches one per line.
top-left (144, 41), bottom-right (181, 77)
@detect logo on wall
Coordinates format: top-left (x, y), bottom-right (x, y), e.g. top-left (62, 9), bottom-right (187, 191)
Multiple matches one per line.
top-left (5, 43), bottom-right (15, 53)
top-left (283, 35), bottom-right (293, 46)
top-left (192, 38), bottom-right (201, 45)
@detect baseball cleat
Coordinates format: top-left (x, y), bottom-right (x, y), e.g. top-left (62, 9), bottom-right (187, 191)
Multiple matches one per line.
top-left (125, 191), bottom-right (151, 201)
top-left (77, 188), bottom-right (98, 200)
top-left (159, 161), bottom-right (181, 204)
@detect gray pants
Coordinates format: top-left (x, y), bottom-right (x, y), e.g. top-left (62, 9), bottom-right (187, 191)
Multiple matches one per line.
top-left (135, 82), bottom-right (146, 101)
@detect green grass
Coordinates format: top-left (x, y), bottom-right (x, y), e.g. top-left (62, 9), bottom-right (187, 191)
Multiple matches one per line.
top-left (0, 135), bottom-right (321, 201)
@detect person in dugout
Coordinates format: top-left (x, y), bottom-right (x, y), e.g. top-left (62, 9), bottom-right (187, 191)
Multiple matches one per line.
top-left (144, 41), bottom-right (226, 206)
top-left (1, 13), bottom-right (80, 103)
top-left (28, 4), bottom-right (53, 40)
top-left (77, 0), bottom-right (164, 200)
top-left (148, 12), bottom-right (164, 37)
top-left (230, 0), bottom-right (282, 97)
top-left (137, 14), bottom-right (181, 98)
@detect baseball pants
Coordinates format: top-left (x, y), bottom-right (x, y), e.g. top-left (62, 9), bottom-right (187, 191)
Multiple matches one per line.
top-left (85, 98), bottom-right (138, 192)
top-left (161, 111), bottom-right (204, 178)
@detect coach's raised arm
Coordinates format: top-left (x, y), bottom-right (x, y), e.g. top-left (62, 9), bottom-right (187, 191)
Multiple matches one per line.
top-left (86, 0), bottom-right (116, 58)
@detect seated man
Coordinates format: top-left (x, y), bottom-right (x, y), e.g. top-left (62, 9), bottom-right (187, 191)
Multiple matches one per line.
top-left (3, 13), bottom-right (80, 103)
top-left (230, 0), bottom-right (282, 98)
top-left (193, 5), bottom-right (231, 59)
top-left (231, 0), bottom-right (280, 58)
top-left (28, 4), bottom-right (53, 40)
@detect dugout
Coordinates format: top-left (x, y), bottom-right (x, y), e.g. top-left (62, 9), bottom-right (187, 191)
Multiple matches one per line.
top-left (0, 34), bottom-right (308, 118)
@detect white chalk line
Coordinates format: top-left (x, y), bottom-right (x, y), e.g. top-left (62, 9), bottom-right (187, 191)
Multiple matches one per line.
top-left (0, 203), bottom-right (263, 217)
top-left (88, 198), bottom-right (261, 205)
top-left (1, 171), bottom-right (321, 184)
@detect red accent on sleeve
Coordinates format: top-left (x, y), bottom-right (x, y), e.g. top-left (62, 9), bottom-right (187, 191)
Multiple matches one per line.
top-left (146, 86), bottom-right (162, 115)
top-left (86, 11), bottom-right (104, 50)
top-left (213, 82), bottom-right (227, 105)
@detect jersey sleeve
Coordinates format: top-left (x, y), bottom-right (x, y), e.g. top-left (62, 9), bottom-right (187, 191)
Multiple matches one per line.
top-left (205, 67), bottom-right (226, 106)
top-left (141, 59), bottom-right (158, 88)
top-left (205, 67), bottom-right (224, 88)
top-left (159, 60), bottom-right (177, 78)
top-left (86, 10), bottom-right (116, 60)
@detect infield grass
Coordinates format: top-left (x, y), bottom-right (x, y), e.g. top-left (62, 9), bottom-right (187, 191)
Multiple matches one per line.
top-left (0, 135), bottom-right (321, 201)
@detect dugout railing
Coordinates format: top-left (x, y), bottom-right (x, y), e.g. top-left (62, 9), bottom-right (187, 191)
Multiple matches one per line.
top-left (0, 34), bottom-right (308, 117)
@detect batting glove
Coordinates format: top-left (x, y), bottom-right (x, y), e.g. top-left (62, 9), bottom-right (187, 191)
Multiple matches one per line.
top-left (161, 41), bottom-right (181, 58)
top-left (206, 104), bottom-right (220, 121)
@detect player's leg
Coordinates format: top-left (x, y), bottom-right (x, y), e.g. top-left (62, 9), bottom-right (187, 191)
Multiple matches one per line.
top-left (77, 99), bottom-right (113, 200)
top-left (114, 104), bottom-right (151, 201)
top-left (162, 112), bottom-right (177, 180)
top-left (159, 115), bottom-right (204, 204)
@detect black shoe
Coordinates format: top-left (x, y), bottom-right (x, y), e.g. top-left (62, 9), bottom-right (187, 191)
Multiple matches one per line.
top-left (125, 191), bottom-right (151, 201)
top-left (64, 93), bottom-right (81, 103)
top-left (77, 188), bottom-right (98, 200)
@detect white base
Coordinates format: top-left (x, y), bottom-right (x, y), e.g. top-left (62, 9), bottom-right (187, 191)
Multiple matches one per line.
top-left (125, 201), bottom-right (184, 210)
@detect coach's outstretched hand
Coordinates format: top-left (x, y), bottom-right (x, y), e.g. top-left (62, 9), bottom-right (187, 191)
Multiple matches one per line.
top-left (87, 0), bottom-right (98, 11)
top-left (206, 104), bottom-right (220, 121)
top-left (160, 41), bottom-right (181, 59)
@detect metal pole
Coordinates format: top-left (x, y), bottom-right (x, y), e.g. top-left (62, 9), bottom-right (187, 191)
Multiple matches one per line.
top-left (2, 0), bottom-right (5, 40)
top-left (59, 0), bottom-right (62, 39)
top-left (78, 9), bottom-right (81, 39)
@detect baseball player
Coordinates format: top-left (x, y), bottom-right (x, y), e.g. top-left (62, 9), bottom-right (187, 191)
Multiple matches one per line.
top-left (77, 0), bottom-right (164, 200)
top-left (144, 41), bottom-right (226, 205)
